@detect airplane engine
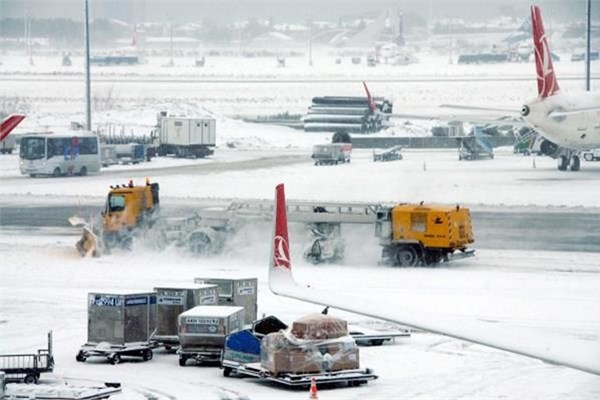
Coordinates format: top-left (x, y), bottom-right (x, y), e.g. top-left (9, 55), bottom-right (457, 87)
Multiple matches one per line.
top-left (539, 139), bottom-right (561, 158)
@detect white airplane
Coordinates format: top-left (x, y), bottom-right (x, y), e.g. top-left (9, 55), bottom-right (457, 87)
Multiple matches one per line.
top-left (520, 5), bottom-right (600, 170)
top-left (372, 5), bottom-right (600, 171)
top-left (269, 183), bottom-right (600, 376)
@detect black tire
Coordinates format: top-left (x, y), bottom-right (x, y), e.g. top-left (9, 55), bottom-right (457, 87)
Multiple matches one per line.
top-left (189, 232), bottom-right (212, 254)
top-left (370, 339), bottom-right (384, 346)
top-left (558, 156), bottom-right (568, 171)
top-left (76, 351), bottom-right (87, 362)
top-left (179, 356), bottom-right (187, 367)
top-left (143, 349), bottom-right (153, 361)
top-left (570, 156), bottom-right (580, 171)
top-left (110, 353), bottom-right (121, 365)
top-left (394, 245), bottom-right (419, 267)
top-left (79, 166), bottom-right (87, 176)
top-left (583, 153), bottom-right (593, 162)
top-left (223, 366), bottom-right (233, 377)
top-left (52, 167), bottom-right (61, 177)
top-left (24, 373), bottom-right (38, 384)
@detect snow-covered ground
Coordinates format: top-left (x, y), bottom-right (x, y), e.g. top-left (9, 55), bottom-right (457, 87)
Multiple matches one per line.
top-left (1, 52), bottom-right (599, 399)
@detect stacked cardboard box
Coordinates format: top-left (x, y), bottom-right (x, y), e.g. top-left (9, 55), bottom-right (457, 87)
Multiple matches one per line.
top-left (261, 314), bottom-right (360, 375)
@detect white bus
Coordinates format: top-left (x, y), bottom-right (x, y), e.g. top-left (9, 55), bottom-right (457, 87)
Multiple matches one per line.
top-left (19, 132), bottom-right (101, 177)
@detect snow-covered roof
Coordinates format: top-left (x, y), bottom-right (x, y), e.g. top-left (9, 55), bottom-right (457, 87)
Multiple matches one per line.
top-left (181, 306), bottom-right (245, 317)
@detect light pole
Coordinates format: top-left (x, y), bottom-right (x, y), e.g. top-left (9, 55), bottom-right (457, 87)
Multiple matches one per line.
top-left (585, 0), bottom-right (591, 91)
top-left (84, 0), bottom-right (92, 131)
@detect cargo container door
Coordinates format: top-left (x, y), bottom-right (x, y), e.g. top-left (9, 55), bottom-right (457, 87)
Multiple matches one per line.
top-left (88, 294), bottom-right (125, 345)
top-left (209, 120), bottom-right (216, 145)
top-left (123, 295), bottom-right (152, 343)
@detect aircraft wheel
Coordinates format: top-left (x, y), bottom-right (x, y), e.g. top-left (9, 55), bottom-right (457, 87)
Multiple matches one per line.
top-left (558, 156), bottom-right (568, 171)
top-left (570, 156), bottom-right (580, 171)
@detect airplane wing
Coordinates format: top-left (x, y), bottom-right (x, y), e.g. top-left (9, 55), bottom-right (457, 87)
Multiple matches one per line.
top-left (269, 184), bottom-right (600, 376)
top-left (389, 113), bottom-right (528, 127)
top-left (549, 106), bottom-right (600, 118)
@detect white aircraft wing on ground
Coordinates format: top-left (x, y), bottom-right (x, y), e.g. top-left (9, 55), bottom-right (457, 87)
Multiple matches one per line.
top-left (269, 183), bottom-right (600, 376)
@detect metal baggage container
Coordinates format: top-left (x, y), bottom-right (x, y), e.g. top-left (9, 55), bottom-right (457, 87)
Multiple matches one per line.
top-left (153, 284), bottom-right (218, 346)
top-left (193, 278), bottom-right (257, 325)
top-left (178, 306), bottom-right (245, 366)
top-left (87, 291), bottom-right (157, 345)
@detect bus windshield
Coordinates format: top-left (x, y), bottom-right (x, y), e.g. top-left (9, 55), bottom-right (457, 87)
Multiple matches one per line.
top-left (20, 137), bottom-right (46, 160)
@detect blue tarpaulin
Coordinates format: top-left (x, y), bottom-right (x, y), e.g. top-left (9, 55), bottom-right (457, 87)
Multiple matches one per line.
top-left (225, 330), bottom-right (261, 355)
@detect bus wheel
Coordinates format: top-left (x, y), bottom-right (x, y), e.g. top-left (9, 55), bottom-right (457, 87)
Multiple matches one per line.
top-left (79, 166), bottom-right (87, 176)
top-left (52, 168), bottom-right (61, 177)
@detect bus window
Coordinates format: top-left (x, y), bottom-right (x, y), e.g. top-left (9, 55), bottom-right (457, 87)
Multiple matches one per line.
top-left (20, 137), bottom-right (45, 160)
top-left (108, 195), bottom-right (126, 212)
top-left (80, 137), bottom-right (98, 155)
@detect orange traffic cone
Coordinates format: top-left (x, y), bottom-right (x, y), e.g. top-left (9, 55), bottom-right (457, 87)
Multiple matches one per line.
top-left (309, 377), bottom-right (319, 399)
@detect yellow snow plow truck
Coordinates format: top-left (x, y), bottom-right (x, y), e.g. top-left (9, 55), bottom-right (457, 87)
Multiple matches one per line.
top-left (75, 179), bottom-right (226, 257)
top-left (75, 179), bottom-right (159, 256)
top-left (375, 203), bottom-right (474, 266)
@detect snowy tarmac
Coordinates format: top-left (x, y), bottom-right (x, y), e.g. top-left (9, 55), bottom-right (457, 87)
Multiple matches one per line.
top-left (1, 52), bottom-right (599, 399)
top-left (1, 145), bottom-right (600, 399)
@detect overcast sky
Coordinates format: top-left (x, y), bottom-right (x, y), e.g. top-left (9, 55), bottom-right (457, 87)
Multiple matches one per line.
top-left (0, 0), bottom-right (597, 24)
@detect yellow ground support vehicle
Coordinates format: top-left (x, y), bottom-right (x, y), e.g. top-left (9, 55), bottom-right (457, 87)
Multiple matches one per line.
top-left (75, 179), bottom-right (226, 257)
top-left (375, 203), bottom-right (474, 266)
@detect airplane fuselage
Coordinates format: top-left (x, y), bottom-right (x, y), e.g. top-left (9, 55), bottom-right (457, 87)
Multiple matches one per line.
top-left (522, 91), bottom-right (600, 150)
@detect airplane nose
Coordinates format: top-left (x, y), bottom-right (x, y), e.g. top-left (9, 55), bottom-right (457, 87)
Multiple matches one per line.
top-left (521, 105), bottom-right (530, 116)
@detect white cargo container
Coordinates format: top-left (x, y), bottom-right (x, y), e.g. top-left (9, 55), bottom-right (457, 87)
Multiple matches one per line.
top-left (153, 284), bottom-right (218, 348)
top-left (177, 306), bottom-right (245, 366)
top-left (156, 114), bottom-right (216, 158)
top-left (194, 277), bottom-right (258, 325)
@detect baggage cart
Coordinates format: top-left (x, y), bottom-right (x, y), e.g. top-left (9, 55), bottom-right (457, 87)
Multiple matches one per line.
top-left (152, 284), bottom-right (218, 349)
top-left (0, 331), bottom-right (54, 384)
top-left (178, 306), bottom-right (245, 366)
top-left (221, 362), bottom-right (377, 388)
top-left (77, 292), bottom-right (157, 364)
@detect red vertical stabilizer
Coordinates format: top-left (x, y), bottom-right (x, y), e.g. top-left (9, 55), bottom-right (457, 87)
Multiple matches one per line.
top-left (272, 184), bottom-right (291, 271)
top-left (0, 114), bottom-right (26, 142)
top-left (363, 81), bottom-right (377, 113)
top-left (531, 5), bottom-right (560, 98)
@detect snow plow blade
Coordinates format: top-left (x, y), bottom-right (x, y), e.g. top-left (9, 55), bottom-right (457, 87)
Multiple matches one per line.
top-left (76, 226), bottom-right (100, 257)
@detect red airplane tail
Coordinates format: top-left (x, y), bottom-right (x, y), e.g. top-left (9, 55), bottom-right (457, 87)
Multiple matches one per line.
top-left (272, 184), bottom-right (291, 272)
top-left (362, 81), bottom-right (377, 113)
top-left (531, 5), bottom-right (560, 98)
top-left (0, 114), bottom-right (26, 142)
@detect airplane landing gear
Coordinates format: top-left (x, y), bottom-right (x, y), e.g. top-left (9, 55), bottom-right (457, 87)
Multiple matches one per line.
top-left (558, 151), bottom-right (581, 172)
top-left (570, 155), bottom-right (580, 171)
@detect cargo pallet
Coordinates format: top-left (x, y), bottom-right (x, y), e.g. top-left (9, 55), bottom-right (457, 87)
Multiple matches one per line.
top-left (76, 342), bottom-right (155, 365)
top-left (0, 331), bottom-right (54, 384)
top-left (221, 360), bottom-right (377, 387)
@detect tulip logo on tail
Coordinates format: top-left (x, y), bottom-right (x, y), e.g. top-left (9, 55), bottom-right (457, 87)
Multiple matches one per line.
top-left (273, 184), bottom-right (291, 270)
top-left (531, 5), bottom-right (560, 99)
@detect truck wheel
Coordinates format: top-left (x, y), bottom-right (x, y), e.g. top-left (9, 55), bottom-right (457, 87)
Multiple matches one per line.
top-left (76, 351), bottom-right (87, 362)
top-left (24, 373), bottom-right (38, 384)
top-left (189, 232), bottom-right (212, 254)
top-left (584, 153), bottom-right (593, 161)
top-left (52, 167), bottom-right (61, 177)
top-left (179, 356), bottom-right (187, 366)
top-left (110, 353), bottom-right (121, 365)
top-left (142, 349), bottom-right (153, 361)
top-left (394, 246), bottom-right (418, 267)
top-left (223, 366), bottom-right (233, 377)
